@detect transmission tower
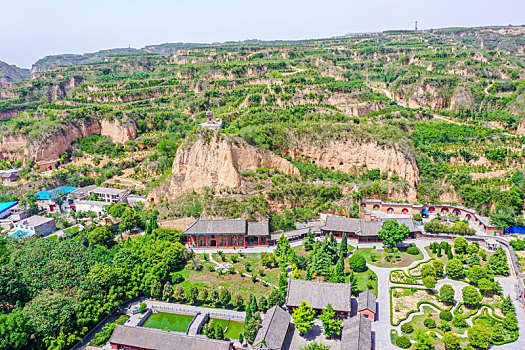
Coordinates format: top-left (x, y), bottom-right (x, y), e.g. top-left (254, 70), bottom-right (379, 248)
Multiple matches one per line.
top-left (415, 21), bottom-right (418, 31)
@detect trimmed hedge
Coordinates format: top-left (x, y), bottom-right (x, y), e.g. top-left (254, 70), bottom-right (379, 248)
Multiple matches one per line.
top-left (407, 258), bottom-right (435, 277)
top-left (390, 286), bottom-right (452, 326)
top-left (389, 269), bottom-right (423, 285)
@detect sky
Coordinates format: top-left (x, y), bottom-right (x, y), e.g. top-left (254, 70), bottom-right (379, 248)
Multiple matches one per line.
top-left (1, 0), bottom-right (524, 68)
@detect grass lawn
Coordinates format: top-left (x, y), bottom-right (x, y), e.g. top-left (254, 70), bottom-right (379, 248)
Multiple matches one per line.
top-left (142, 312), bottom-right (195, 332)
top-left (400, 307), bottom-right (470, 350)
top-left (354, 269), bottom-right (378, 296)
top-left (354, 247), bottom-right (423, 268)
top-left (210, 252), bottom-right (281, 284)
top-left (180, 261), bottom-right (274, 302)
top-left (210, 318), bottom-right (245, 339)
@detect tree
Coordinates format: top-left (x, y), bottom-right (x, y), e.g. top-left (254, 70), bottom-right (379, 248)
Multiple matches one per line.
top-left (501, 295), bottom-right (515, 314)
top-left (292, 300), bottom-right (316, 335)
top-left (468, 324), bottom-right (491, 349)
top-left (87, 226), bottom-right (114, 246)
top-left (219, 288), bottom-right (231, 306)
top-left (162, 282), bottom-right (173, 301)
top-left (209, 289), bottom-right (220, 306)
top-left (118, 206), bottom-right (141, 233)
top-left (23, 291), bottom-right (78, 339)
top-left (467, 243), bottom-right (479, 255)
top-left (467, 253), bottom-right (481, 267)
top-left (278, 272), bottom-right (288, 293)
top-left (319, 303), bottom-right (342, 338)
top-left (491, 323), bottom-right (506, 342)
top-left (199, 288), bottom-right (209, 302)
top-left (423, 276), bottom-right (436, 289)
top-left (305, 266), bottom-right (314, 280)
top-left (332, 252), bottom-right (346, 283)
top-left (275, 233), bottom-right (292, 258)
top-left (395, 335), bottom-right (412, 349)
top-left (377, 220), bottom-right (410, 247)
top-left (258, 296), bottom-right (267, 312)
top-left (267, 288), bottom-right (285, 308)
top-left (174, 285), bottom-right (186, 302)
top-left (477, 278), bottom-right (499, 296)
top-left (440, 284), bottom-right (455, 303)
top-left (304, 229), bottom-right (315, 251)
top-left (202, 320), bottom-right (215, 338)
top-left (138, 302), bottom-right (147, 313)
top-left (462, 285), bottom-right (482, 306)
top-left (421, 263), bottom-right (436, 278)
top-left (502, 313), bottom-right (518, 331)
top-left (0, 312), bottom-right (32, 350)
top-left (432, 259), bottom-right (444, 277)
top-left (443, 331), bottom-right (461, 350)
top-left (414, 329), bottom-right (434, 350)
top-left (244, 312), bottom-right (261, 344)
top-left (348, 271), bottom-right (359, 295)
top-left (445, 259), bottom-right (464, 279)
top-left (487, 247), bottom-right (509, 276)
top-left (454, 236), bottom-right (468, 254)
top-left (151, 280), bottom-right (162, 298)
top-left (187, 286), bottom-right (199, 304)
top-left (340, 232), bottom-right (348, 256)
top-left (467, 265), bottom-right (488, 285)
top-left (214, 322), bottom-right (225, 340)
top-left (348, 254), bottom-right (367, 272)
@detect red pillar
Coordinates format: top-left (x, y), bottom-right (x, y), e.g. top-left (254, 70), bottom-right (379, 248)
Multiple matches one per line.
top-left (206, 235), bottom-right (209, 248)
top-left (258, 236), bottom-right (260, 246)
top-left (226, 235), bottom-right (229, 248)
top-left (196, 235), bottom-right (199, 248)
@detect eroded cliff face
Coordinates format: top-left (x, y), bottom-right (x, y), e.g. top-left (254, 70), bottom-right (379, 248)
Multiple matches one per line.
top-left (154, 133), bottom-right (300, 200)
top-left (0, 118), bottom-right (136, 165)
top-left (101, 119), bottom-right (137, 144)
top-left (284, 139), bottom-right (420, 187)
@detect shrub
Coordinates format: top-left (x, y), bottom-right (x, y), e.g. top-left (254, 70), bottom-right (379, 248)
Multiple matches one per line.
top-left (439, 310), bottom-right (453, 321)
top-left (452, 314), bottom-right (468, 328)
top-left (440, 284), bottom-right (455, 303)
top-left (348, 254), bottom-right (367, 272)
top-left (401, 323), bottom-right (414, 334)
top-left (462, 285), bottom-right (482, 306)
top-left (424, 317), bottom-right (436, 329)
top-left (395, 335), bottom-right (412, 349)
top-left (423, 276), bottom-right (436, 289)
top-left (439, 321), bottom-right (451, 332)
top-left (138, 302), bottom-right (147, 313)
top-left (406, 246), bottom-right (420, 255)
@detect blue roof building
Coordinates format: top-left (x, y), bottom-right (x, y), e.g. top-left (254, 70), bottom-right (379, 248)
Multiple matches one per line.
top-left (35, 187), bottom-right (78, 201)
top-left (0, 201), bottom-right (18, 219)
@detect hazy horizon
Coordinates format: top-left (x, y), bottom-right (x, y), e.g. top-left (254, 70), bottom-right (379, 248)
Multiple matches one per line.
top-left (2, 0), bottom-right (525, 68)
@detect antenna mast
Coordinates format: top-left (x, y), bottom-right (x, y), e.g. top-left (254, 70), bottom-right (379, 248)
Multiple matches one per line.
top-left (415, 21), bottom-right (418, 31)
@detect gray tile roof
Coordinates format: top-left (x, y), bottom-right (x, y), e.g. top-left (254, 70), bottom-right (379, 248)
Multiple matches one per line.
top-left (247, 221), bottom-right (269, 236)
top-left (285, 278), bottom-right (351, 312)
top-left (359, 220), bottom-right (382, 236)
top-left (253, 305), bottom-right (291, 349)
top-left (341, 314), bottom-right (372, 350)
top-left (109, 325), bottom-right (233, 350)
top-left (322, 216), bottom-right (360, 233)
top-left (184, 219), bottom-right (247, 235)
top-left (358, 291), bottom-right (377, 314)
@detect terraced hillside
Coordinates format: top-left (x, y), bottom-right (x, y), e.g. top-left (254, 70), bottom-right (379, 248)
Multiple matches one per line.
top-left (2, 26), bottom-right (525, 228)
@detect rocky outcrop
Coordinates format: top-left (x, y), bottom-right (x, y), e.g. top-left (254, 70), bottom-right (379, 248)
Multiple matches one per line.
top-left (0, 118), bottom-right (137, 165)
top-left (284, 139), bottom-right (420, 187)
top-left (101, 118), bottom-right (137, 143)
top-left (154, 133), bottom-right (300, 200)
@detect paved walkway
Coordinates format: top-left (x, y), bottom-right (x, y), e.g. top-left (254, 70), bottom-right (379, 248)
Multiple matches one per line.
top-left (188, 313), bottom-right (208, 336)
top-left (492, 277), bottom-right (525, 349)
top-left (369, 240), bottom-right (431, 350)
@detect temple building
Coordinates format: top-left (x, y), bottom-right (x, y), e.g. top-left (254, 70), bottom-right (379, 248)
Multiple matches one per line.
top-left (184, 219), bottom-right (269, 248)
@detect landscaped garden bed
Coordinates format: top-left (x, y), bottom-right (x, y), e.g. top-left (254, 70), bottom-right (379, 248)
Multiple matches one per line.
top-left (354, 246), bottom-right (423, 268)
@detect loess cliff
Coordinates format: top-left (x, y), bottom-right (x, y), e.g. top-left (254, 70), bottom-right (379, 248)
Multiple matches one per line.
top-left (150, 132), bottom-right (300, 201)
top-left (0, 118), bottom-right (136, 166)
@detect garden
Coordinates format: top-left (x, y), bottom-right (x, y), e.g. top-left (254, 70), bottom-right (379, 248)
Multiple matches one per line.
top-left (390, 238), bottom-right (518, 349)
top-left (354, 244), bottom-right (423, 268)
